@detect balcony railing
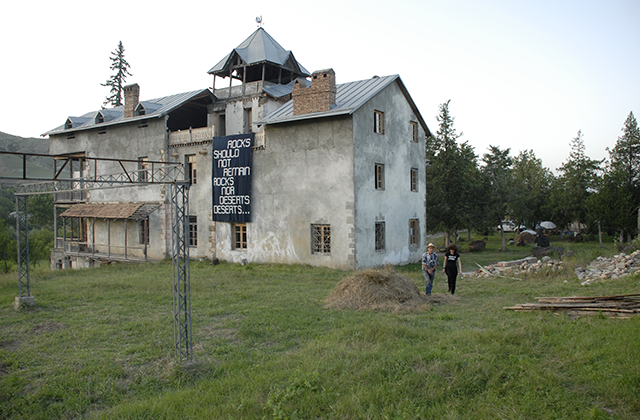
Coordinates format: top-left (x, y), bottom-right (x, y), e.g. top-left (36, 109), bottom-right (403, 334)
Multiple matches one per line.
top-left (169, 126), bottom-right (215, 144)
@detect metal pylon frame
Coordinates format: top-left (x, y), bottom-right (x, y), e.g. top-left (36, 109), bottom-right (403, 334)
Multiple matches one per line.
top-left (171, 181), bottom-right (192, 362)
top-left (16, 195), bottom-right (31, 299)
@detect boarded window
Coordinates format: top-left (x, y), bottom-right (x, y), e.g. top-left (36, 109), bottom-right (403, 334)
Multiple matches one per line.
top-left (312, 224), bottom-right (331, 254)
top-left (375, 222), bottom-right (385, 251)
top-left (375, 164), bottom-right (385, 190)
top-left (234, 223), bottom-right (247, 249)
top-left (374, 110), bottom-right (385, 134)
top-left (189, 216), bottom-right (198, 247)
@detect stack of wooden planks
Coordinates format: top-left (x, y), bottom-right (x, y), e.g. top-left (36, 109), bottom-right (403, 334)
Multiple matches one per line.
top-left (504, 293), bottom-right (640, 316)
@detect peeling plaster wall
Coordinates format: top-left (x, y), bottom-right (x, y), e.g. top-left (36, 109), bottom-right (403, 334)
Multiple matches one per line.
top-left (215, 115), bottom-right (356, 269)
top-left (49, 119), bottom-right (171, 259)
top-left (352, 80), bottom-right (427, 269)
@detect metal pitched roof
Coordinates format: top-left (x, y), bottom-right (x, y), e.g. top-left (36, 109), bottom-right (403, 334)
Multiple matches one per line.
top-left (208, 28), bottom-right (310, 76)
top-left (256, 74), bottom-right (431, 136)
top-left (263, 78), bottom-right (310, 99)
top-left (44, 89), bottom-right (212, 136)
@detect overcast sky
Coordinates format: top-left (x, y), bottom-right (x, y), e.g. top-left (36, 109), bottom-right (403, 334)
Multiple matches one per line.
top-left (1, 0), bottom-right (638, 172)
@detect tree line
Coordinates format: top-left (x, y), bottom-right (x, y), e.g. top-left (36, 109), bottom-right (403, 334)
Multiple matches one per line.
top-left (425, 100), bottom-right (640, 248)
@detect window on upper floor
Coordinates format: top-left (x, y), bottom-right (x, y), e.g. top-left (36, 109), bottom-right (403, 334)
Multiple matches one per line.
top-left (135, 104), bottom-right (146, 116)
top-left (244, 108), bottom-right (253, 133)
top-left (410, 121), bottom-right (418, 142)
top-left (138, 157), bottom-right (149, 182)
top-left (374, 110), bottom-right (385, 134)
top-left (411, 168), bottom-right (418, 192)
top-left (218, 114), bottom-right (226, 137)
top-left (375, 164), bottom-right (385, 190)
top-left (186, 155), bottom-right (197, 185)
top-left (312, 224), bottom-right (331, 254)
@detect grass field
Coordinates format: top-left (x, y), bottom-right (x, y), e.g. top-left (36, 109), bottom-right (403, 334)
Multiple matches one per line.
top-left (0, 234), bottom-right (639, 419)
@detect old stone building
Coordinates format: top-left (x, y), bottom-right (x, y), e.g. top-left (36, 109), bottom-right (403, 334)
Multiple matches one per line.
top-left (46, 28), bottom-right (431, 270)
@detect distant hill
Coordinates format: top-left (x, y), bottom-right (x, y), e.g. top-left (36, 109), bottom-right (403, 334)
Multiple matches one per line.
top-left (0, 131), bottom-right (53, 179)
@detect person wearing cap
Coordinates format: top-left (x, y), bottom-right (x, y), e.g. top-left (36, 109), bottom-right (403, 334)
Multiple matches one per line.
top-left (422, 243), bottom-right (439, 295)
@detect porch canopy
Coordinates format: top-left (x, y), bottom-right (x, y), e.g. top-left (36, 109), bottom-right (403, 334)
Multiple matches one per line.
top-left (58, 202), bottom-right (161, 262)
top-left (59, 203), bottom-right (160, 220)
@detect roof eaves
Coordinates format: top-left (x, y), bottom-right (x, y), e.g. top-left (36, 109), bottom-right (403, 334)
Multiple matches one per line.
top-left (258, 108), bottom-right (354, 126)
top-left (44, 89), bottom-right (212, 137)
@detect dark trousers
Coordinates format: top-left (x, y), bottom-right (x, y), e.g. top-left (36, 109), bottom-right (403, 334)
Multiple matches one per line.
top-left (445, 266), bottom-right (457, 294)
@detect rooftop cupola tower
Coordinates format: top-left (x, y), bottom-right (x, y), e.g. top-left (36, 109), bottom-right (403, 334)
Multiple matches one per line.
top-left (207, 28), bottom-right (310, 96)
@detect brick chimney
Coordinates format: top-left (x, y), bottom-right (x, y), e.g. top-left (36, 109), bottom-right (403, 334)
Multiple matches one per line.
top-left (124, 83), bottom-right (140, 118)
top-left (292, 69), bottom-right (336, 115)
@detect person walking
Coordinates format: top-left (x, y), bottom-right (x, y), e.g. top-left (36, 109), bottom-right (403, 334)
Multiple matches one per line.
top-left (421, 243), bottom-right (438, 295)
top-left (443, 244), bottom-right (462, 294)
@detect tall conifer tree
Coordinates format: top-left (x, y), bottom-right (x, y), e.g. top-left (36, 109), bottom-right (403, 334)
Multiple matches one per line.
top-left (101, 41), bottom-right (132, 108)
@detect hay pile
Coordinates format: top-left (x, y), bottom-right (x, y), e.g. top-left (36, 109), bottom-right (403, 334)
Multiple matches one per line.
top-left (325, 267), bottom-right (455, 312)
top-left (514, 231), bottom-right (536, 244)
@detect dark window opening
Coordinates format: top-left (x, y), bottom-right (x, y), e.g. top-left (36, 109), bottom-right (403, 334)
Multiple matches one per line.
top-left (375, 222), bottom-right (385, 251)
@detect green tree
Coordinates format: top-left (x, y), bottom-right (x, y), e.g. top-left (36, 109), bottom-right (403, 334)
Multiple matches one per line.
top-left (510, 150), bottom-right (553, 229)
top-left (101, 41), bottom-right (132, 108)
top-left (554, 130), bottom-right (602, 234)
top-left (0, 219), bottom-right (16, 272)
top-left (605, 111), bottom-right (640, 241)
top-left (28, 194), bottom-right (54, 229)
top-left (29, 228), bottom-right (54, 269)
top-left (481, 145), bottom-right (513, 250)
top-left (426, 100), bottom-right (480, 245)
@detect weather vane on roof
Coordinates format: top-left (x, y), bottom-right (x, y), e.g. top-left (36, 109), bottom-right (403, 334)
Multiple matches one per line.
top-left (256, 16), bottom-right (263, 27)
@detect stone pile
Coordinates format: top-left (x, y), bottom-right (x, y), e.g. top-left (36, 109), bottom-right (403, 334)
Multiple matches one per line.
top-left (575, 251), bottom-right (640, 285)
top-left (473, 256), bottom-right (564, 278)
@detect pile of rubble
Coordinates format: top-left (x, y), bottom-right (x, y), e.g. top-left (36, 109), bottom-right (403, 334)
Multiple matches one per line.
top-left (575, 251), bottom-right (640, 285)
top-left (472, 256), bottom-right (564, 278)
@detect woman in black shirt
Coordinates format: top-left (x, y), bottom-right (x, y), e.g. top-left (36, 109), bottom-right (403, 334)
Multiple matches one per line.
top-left (443, 244), bottom-right (462, 294)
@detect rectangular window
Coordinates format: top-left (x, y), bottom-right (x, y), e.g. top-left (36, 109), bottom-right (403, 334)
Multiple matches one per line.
top-left (374, 110), bottom-right (385, 134)
top-left (218, 114), bottom-right (226, 137)
top-left (409, 219), bottom-right (419, 246)
top-left (410, 168), bottom-right (418, 192)
top-left (375, 222), bottom-right (385, 251)
top-left (312, 224), bottom-right (331, 254)
top-left (410, 121), bottom-right (418, 142)
top-left (189, 216), bottom-right (198, 247)
top-left (234, 223), bottom-right (247, 249)
top-left (139, 219), bottom-right (149, 245)
top-left (187, 155), bottom-right (197, 185)
top-left (375, 164), bottom-right (385, 190)
top-left (244, 108), bottom-right (253, 133)
top-left (138, 157), bottom-right (149, 182)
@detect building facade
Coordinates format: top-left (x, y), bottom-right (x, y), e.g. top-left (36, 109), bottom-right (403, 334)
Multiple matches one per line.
top-left (46, 28), bottom-right (430, 270)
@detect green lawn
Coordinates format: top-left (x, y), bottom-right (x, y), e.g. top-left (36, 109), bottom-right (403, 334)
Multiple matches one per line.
top-left (0, 236), bottom-right (638, 419)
